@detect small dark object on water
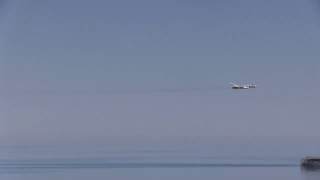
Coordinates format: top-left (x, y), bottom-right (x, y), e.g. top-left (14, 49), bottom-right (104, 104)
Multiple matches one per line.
top-left (301, 157), bottom-right (320, 169)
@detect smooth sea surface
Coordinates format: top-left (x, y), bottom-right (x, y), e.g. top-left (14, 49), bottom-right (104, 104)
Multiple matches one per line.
top-left (0, 143), bottom-right (319, 180)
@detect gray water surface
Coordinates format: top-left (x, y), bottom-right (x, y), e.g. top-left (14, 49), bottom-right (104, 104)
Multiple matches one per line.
top-left (0, 145), bottom-right (319, 180)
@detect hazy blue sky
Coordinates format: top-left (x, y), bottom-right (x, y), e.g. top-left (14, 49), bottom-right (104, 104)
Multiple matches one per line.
top-left (0, 0), bottom-right (320, 146)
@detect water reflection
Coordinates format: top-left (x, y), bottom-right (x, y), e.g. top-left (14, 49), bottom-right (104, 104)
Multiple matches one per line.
top-left (301, 168), bottom-right (320, 180)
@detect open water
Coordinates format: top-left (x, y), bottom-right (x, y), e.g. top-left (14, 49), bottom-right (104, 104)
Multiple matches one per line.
top-left (0, 144), bottom-right (319, 180)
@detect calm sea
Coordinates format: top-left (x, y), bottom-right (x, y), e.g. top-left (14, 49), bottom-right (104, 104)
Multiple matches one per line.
top-left (0, 144), bottom-right (319, 180)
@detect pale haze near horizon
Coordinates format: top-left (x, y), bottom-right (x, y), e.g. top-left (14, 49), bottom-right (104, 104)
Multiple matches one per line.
top-left (0, 0), bottom-right (320, 148)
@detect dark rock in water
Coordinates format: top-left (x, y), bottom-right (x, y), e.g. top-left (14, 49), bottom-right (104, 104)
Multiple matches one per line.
top-left (301, 157), bottom-right (320, 169)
